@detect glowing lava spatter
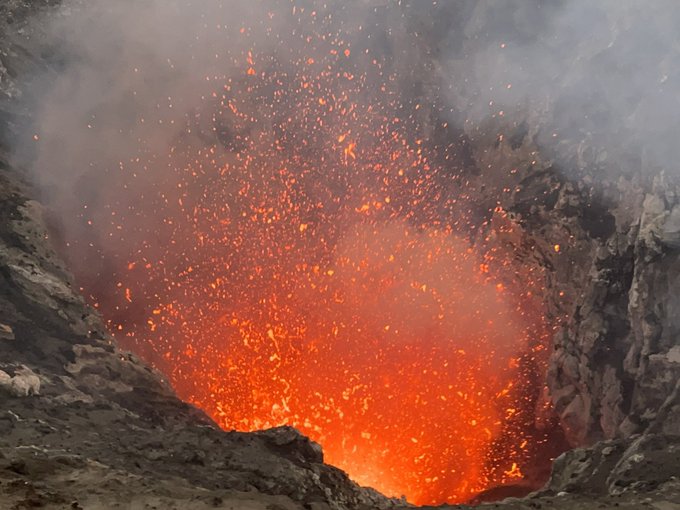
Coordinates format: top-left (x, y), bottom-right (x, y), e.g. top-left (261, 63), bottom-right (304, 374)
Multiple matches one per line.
top-left (47, 2), bottom-right (554, 505)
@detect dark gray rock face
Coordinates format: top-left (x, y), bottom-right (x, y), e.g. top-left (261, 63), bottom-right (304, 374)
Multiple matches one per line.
top-left (461, 132), bottom-right (680, 447)
top-left (546, 434), bottom-right (680, 497)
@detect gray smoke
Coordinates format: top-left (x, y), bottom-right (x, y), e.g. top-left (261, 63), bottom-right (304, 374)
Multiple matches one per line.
top-left (15, 0), bottom-right (680, 201)
top-left (423, 0), bottom-right (680, 177)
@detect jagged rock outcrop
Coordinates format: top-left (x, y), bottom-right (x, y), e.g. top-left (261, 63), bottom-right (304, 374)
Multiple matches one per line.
top-left (546, 434), bottom-right (680, 497)
top-left (463, 129), bottom-right (680, 447)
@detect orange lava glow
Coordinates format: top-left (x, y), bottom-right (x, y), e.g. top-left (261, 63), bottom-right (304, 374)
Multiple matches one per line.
top-left (50, 3), bottom-right (555, 505)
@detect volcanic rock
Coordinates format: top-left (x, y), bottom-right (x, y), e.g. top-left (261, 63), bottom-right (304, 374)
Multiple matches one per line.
top-left (0, 323), bottom-right (14, 340)
top-left (0, 365), bottom-right (40, 397)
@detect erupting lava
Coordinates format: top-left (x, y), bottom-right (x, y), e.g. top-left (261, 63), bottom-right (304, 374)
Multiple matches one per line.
top-left (39, 2), bottom-right (554, 504)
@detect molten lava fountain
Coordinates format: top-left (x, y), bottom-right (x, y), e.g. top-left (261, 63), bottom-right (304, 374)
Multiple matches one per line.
top-left (36, 1), bottom-right (553, 505)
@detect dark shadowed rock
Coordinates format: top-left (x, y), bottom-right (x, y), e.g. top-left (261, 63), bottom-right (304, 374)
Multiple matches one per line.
top-left (256, 425), bottom-right (325, 464)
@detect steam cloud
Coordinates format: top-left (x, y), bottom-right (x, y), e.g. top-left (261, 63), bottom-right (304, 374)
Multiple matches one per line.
top-left (15, 0), bottom-right (680, 234)
top-left (429, 0), bottom-right (680, 176)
